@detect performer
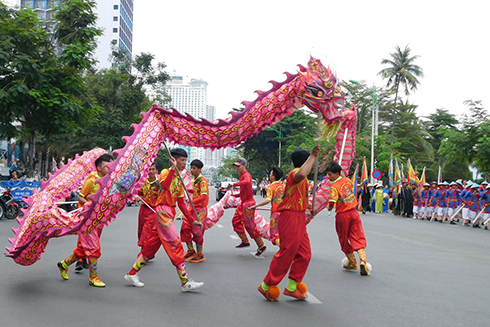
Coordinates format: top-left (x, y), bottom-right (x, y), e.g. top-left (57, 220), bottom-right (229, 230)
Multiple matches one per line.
top-left (326, 162), bottom-right (370, 276)
top-left (229, 158), bottom-right (267, 256)
top-left (258, 146), bottom-right (319, 302)
top-left (123, 148), bottom-right (204, 292)
top-left (434, 182), bottom-right (448, 222)
top-left (420, 183), bottom-right (430, 220)
top-left (57, 153), bottom-right (114, 287)
top-left (427, 182), bottom-right (438, 220)
top-left (480, 184), bottom-right (490, 230)
top-left (133, 163), bottom-right (159, 249)
top-left (248, 167), bottom-right (285, 246)
top-left (447, 182), bottom-right (461, 225)
top-left (181, 159), bottom-right (209, 263)
top-left (466, 184), bottom-right (481, 228)
top-left (461, 181), bottom-right (473, 226)
top-left (412, 184), bottom-right (422, 219)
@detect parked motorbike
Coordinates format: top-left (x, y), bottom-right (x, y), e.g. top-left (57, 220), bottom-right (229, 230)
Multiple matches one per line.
top-left (0, 187), bottom-right (20, 219)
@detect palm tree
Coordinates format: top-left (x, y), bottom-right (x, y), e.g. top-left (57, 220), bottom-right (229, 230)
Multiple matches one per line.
top-left (378, 45), bottom-right (424, 141)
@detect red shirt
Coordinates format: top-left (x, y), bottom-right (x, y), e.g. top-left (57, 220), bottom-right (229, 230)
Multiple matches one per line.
top-left (234, 171), bottom-right (254, 203)
top-left (78, 171), bottom-right (100, 208)
top-left (266, 181), bottom-right (285, 213)
top-left (137, 177), bottom-right (161, 207)
top-left (277, 168), bottom-right (309, 212)
top-left (329, 176), bottom-right (358, 213)
top-left (157, 169), bottom-right (185, 207)
top-left (191, 174), bottom-right (209, 207)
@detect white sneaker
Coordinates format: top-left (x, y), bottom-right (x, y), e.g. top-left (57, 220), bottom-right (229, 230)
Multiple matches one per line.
top-left (124, 273), bottom-right (145, 287)
top-left (181, 279), bottom-right (204, 292)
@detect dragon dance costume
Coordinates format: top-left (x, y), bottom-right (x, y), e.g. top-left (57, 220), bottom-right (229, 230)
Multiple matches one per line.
top-left (329, 176), bottom-right (369, 276)
top-left (137, 176), bottom-right (160, 248)
top-left (181, 173), bottom-right (209, 262)
top-left (231, 168), bottom-right (265, 251)
top-left (124, 167), bottom-right (203, 291)
top-left (260, 167), bottom-right (311, 301)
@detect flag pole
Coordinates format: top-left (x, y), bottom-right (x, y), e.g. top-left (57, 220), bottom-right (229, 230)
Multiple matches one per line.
top-left (311, 114), bottom-right (321, 212)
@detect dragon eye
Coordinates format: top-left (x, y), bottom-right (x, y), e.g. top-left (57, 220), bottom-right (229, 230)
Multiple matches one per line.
top-left (305, 85), bottom-right (322, 97)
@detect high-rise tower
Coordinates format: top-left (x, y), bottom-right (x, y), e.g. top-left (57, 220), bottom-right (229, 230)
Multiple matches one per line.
top-left (17, 0), bottom-right (133, 68)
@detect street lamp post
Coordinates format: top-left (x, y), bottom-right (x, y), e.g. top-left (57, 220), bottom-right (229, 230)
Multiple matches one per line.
top-left (266, 127), bottom-right (283, 167)
top-left (370, 87), bottom-right (378, 184)
top-left (348, 80), bottom-right (377, 184)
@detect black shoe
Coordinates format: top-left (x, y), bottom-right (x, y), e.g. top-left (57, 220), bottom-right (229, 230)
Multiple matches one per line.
top-left (439, 220), bottom-right (443, 223)
top-left (82, 259), bottom-right (89, 269)
top-left (485, 226), bottom-right (488, 230)
top-left (75, 260), bottom-right (83, 272)
top-left (362, 210), bottom-right (366, 215)
top-left (235, 242), bottom-right (251, 248)
top-left (255, 246), bottom-right (267, 256)
top-left (450, 221), bottom-right (456, 225)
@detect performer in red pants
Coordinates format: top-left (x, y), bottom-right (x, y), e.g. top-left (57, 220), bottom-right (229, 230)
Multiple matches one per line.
top-left (258, 146), bottom-right (319, 302)
top-left (229, 158), bottom-right (266, 256)
top-left (181, 159), bottom-right (209, 263)
top-left (123, 148), bottom-right (204, 292)
top-left (326, 162), bottom-right (371, 276)
top-left (134, 163), bottom-right (159, 249)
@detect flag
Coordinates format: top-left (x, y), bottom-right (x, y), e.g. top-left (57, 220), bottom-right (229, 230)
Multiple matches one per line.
top-left (395, 160), bottom-right (402, 194)
top-left (388, 154), bottom-right (393, 188)
top-left (419, 166), bottom-right (426, 191)
top-left (360, 157), bottom-right (368, 185)
top-left (437, 166), bottom-right (442, 184)
top-left (420, 167), bottom-right (426, 185)
top-left (400, 163), bottom-right (405, 181)
top-left (352, 164), bottom-right (359, 197)
top-left (407, 159), bottom-right (420, 184)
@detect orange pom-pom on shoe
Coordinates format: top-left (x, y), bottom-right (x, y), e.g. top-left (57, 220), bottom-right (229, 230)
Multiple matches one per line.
top-left (296, 282), bottom-right (308, 293)
top-left (269, 285), bottom-right (281, 299)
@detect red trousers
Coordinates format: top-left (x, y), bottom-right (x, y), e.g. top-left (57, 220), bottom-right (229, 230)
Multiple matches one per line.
top-left (73, 224), bottom-right (103, 259)
top-left (181, 206), bottom-right (206, 245)
top-left (335, 208), bottom-right (367, 254)
top-left (232, 201), bottom-right (259, 239)
top-left (264, 210), bottom-right (311, 286)
top-left (139, 204), bottom-right (185, 266)
top-left (138, 204), bottom-right (156, 247)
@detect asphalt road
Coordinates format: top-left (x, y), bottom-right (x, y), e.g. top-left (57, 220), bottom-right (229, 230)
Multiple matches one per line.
top-left (1, 190), bottom-right (489, 327)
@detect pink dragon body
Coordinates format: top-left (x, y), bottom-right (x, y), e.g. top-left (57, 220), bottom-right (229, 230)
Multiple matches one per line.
top-left (6, 57), bottom-right (356, 265)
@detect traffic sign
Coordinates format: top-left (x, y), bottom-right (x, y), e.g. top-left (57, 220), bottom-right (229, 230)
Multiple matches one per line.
top-left (372, 170), bottom-right (382, 179)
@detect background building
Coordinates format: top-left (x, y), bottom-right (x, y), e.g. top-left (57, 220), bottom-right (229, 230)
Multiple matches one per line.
top-left (17, 0), bottom-right (133, 68)
top-left (166, 74), bottom-right (234, 168)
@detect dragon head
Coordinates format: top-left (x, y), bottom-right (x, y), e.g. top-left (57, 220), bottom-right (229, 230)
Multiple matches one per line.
top-left (299, 57), bottom-right (345, 124)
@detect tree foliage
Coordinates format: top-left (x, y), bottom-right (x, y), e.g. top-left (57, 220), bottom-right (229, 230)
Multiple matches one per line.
top-left (0, 0), bottom-right (102, 169)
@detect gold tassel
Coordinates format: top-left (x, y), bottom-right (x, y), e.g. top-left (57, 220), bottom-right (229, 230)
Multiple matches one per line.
top-left (316, 120), bottom-right (341, 141)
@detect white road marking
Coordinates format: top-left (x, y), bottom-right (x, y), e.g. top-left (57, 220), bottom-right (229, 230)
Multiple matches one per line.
top-left (229, 235), bottom-right (239, 240)
top-left (305, 292), bottom-right (322, 304)
top-left (216, 224), bottom-right (223, 228)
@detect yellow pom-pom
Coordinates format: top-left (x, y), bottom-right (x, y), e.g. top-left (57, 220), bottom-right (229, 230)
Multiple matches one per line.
top-left (297, 282), bottom-right (308, 293)
top-left (269, 285), bottom-right (280, 298)
top-left (275, 238), bottom-right (280, 247)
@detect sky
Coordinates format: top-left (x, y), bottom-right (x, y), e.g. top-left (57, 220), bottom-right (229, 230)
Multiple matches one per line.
top-left (5, 0), bottom-right (490, 121)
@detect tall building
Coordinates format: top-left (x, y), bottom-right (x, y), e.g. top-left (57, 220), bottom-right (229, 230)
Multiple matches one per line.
top-left (166, 75), bottom-right (233, 168)
top-left (17, 0), bottom-right (133, 68)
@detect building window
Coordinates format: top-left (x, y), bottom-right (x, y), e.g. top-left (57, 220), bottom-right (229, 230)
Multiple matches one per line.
top-left (113, 16), bottom-right (118, 21)
top-left (113, 4), bottom-right (118, 10)
top-left (113, 28), bottom-right (118, 33)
